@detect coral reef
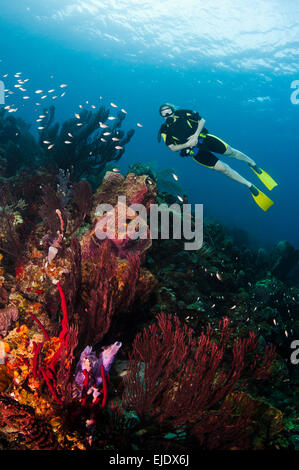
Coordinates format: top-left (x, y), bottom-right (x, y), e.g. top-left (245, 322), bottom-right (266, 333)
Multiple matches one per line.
top-left (142, 207), bottom-right (299, 450)
top-left (122, 313), bottom-right (275, 450)
top-left (0, 145), bottom-right (297, 450)
top-left (0, 104), bottom-right (134, 185)
top-left (0, 163), bottom-right (160, 449)
top-left (38, 105), bottom-right (134, 183)
top-left (127, 162), bottom-right (183, 196)
top-left (0, 393), bottom-right (60, 450)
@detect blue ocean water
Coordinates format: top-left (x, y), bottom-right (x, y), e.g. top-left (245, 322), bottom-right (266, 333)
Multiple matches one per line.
top-left (0, 0), bottom-right (298, 248)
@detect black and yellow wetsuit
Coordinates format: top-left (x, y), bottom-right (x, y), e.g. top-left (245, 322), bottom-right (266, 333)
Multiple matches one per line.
top-left (159, 108), bottom-right (229, 168)
top-left (158, 107), bottom-right (277, 211)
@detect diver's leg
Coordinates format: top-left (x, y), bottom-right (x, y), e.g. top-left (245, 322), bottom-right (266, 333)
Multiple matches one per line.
top-left (193, 148), bottom-right (253, 188)
top-left (213, 160), bottom-right (252, 188)
top-left (224, 145), bottom-right (256, 166)
top-left (214, 160), bottom-right (274, 210)
top-left (203, 134), bottom-right (256, 167)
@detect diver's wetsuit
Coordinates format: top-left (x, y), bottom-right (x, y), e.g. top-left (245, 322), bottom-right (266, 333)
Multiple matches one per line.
top-left (181, 133), bottom-right (228, 168)
top-left (159, 108), bottom-right (256, 180)
top-left (159, 108), bottom-right (227, 168)
top-left (159, 109), bottom-right (206, 146)
top-left (158, 107), bottom-right (277, 211)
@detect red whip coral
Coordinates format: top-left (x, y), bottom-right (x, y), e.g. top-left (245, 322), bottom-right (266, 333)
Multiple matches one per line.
top-left (56, 281), bottom-right (69, 347)
top-left (9, 281), bottom-right (73, 406)
top-left (123, 313), bottom-right (276, 450)
top-left (34, 281), bottom-right (70, 404)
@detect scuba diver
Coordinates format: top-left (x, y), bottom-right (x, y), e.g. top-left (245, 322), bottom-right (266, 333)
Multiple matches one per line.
top-left (158, 103), bottom-right (277, 211)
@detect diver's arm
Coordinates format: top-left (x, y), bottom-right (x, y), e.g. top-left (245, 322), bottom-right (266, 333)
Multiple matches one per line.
top-left (167, 117), bottom-right (206, 152)
top-left (196, 118), bottom-right (206, 135)
top-left (187, 118), bottom-right (206, 147)
top-left (168, 142), bottom-right (192, 152)
top-left (184, 110), bottom-right (205, 136)
top-left (192, 118), bottom-right (205, 138)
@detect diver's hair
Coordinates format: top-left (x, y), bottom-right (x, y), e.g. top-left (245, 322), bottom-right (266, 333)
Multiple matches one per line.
top-left (159, 103), bottom-right (177, 113)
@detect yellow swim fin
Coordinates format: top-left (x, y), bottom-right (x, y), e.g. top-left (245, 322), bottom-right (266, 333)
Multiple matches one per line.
top-left (250, 165), bottom-right (278, 191)
top-left (250, 185), bottom-right (274, 211)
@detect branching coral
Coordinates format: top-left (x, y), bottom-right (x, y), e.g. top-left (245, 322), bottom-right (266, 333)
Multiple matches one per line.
top-left (123, 313), bottom-right (276, 450)
top-left (0, 165), bottom-right (161, 449)
top-left (0, 102), bottom-right (134, 186)
top-left (4, 282), bottom-right (72, 406)
top-left (5, 170), bottom-right (156, 348)
top-left (38, 105), bottom-right (135, 181)
top-left (80, 239), bottom-right (141, 346)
